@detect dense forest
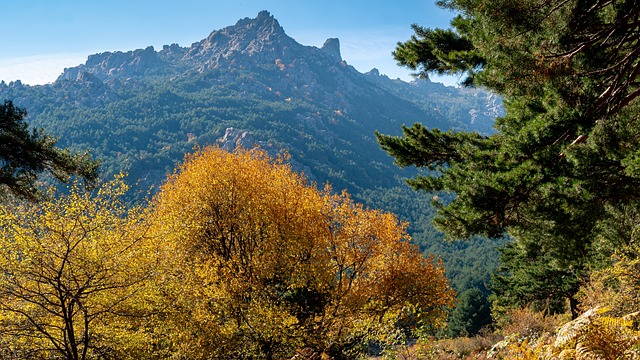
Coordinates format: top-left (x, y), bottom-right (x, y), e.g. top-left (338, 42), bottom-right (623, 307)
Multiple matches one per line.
top-left (1, 1), bottom-right (639, 358)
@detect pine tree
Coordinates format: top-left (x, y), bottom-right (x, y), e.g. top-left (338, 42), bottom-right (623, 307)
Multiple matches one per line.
top-left (0, 100), bottom-right (99, 200)
top-left (377, 0), bottom-right (640, 317)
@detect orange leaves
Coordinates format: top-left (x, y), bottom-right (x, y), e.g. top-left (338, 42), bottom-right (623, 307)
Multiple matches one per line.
top-left (156, 147), bottom-right (328, 281)
top-left (153, 146), bottom-right (454, 358)
top-left (0, 147), bottom-right (454, 358)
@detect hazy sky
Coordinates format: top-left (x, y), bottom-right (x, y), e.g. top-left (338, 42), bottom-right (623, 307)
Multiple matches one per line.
top-left (0, 0), bottom-right (458, 86)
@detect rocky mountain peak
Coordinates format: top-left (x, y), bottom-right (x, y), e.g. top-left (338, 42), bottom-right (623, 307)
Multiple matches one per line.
top-left (321, 38), bottom-right (342, 62)
top-left (199, 10), bottom-right (287, 51)
top-left (183, 10), bottom-right (301, 70)
top-left (246, 10), bottom-right (284, 35)
top-left (366, 68), bottom-right (381, 77)
top-left (54, 12), bottom-right (357, 86)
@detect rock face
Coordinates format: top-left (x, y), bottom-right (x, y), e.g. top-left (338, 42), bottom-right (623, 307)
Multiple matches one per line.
top-left (217, 128), bottom-right (257, 151)
top-left (185, 10), bottom-right (300, 70)
top-left (60, 46), bottom-right (164, 81)
top-left (57, 10), bottom-right (340, 82)
top-left (365, 68), bottom-right (380, 77)
top-left (321, 38), bottom-right (342, 63)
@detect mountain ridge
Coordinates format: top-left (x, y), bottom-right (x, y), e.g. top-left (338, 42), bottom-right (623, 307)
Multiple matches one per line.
top-left (0, 10), bottom-right (503, 199)
top-left (0, 10), bottom-right (504, 293)
top-left (57, 11), bottom-right (343, 82)
top-left (1, 11), bottom-right (498, 188)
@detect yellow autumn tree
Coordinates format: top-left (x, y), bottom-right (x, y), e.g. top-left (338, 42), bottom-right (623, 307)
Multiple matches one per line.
top-left (0, 178), bottom-right (169, 360)
top-left (153, 147), bottom-right (454, 359)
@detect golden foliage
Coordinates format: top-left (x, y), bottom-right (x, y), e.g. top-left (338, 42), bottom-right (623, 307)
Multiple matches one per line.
top-left (483, 253), bottom-right (640, 360)
top-left (152, 147), bottom-right (455, 359)
top-left (497, 306), bottom-right (568, 341)
top-left (480, 303), bottom-right (639, 359)
top-left (549, 307), bottom-right (640, 360)
top-left (0, 177), bottom-right (167, 359)
top-left (480, 307), bottom-right (563, 360)
top-left (412, 335), bottom-right (501, 360)
top-left (579, 255), bottom-right (640, 318)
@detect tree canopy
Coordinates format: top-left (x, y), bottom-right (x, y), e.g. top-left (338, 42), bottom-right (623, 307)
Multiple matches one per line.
top-left (0, 100), bottom-right (99, 201)
top-left (377, 0), bottom-right (640, 317)
top-left (152, 146), bottom-right (454, 359)
top-left (0, 146), bottom-right (454, 359)
top-left (0, 178), bottom-right (166, 359)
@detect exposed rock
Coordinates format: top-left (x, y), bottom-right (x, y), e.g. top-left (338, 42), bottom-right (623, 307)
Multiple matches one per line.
top-left (58, 46), bottom-right (163, 81)
top-left (75, 71), bottom-right (101, 83)
top-left (55, 11), bottom-right (348, 83)
top-left (321, 38), bottom-right (342, 62)
top-left (162, 43), bottom-right (183, 53)
top-left (366, 68), bottom-right (380, 77)
top-left (184, 9), bottom-right (301, 71)
top-left (217, 127), bottom-right (257, 151)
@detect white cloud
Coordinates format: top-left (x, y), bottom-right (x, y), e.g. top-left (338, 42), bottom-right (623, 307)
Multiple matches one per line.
top-left (0, 53), bottom-right (89, 85)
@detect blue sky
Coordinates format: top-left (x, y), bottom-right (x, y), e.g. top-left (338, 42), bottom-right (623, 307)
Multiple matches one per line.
top-left (0, 0), bottom-right (458, 85)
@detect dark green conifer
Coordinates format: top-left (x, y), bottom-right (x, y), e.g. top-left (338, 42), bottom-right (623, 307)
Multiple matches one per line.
top-left (0, 100), bottom-right (99, 200)
top-left (378, 0), bottom-right (640, 317)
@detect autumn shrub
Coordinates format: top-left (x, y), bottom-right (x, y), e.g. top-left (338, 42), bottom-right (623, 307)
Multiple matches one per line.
top-left (152, 146), bottom-right (455, 359)
top-left (579, 254), bottom-right (640, 317)
top-left (411, 335), bottom-right (500, 359)
top-left (495, 306), bottom-right (567, 341)
top-left (485, 255), bottom-right (640, 360)
top-left (559, 248), bottom-right (640, 359)
top-left (541, 306), bottom-right (640, 360)
top-left (0, 178), bottom-right (168, 360)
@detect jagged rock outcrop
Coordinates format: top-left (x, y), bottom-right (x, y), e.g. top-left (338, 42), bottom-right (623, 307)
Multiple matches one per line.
top-left (321, 38), bottom-right (342, 63)
top-left (366, 68), bottom-right (380, 77)
top-left (185, 10), bottom-right (302, 70)
top-left (59, 46), bottom-right (164, 81)
top-left (56, 10), bottom-right (349, 84)
top-left (217, 128), bottom-right (257, 151)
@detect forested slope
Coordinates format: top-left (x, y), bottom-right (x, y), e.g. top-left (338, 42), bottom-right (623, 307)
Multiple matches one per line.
top-left (0, 11), bottom-right (503, 322)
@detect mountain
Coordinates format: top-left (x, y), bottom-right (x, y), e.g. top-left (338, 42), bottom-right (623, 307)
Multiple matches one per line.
top-left (0, 11), bottom-right (504, 292)
top-left (364, 69), bottom-right (503, 135)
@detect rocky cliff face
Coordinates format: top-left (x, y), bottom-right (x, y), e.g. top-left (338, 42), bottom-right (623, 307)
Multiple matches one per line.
top-left (321, 38), bottom-right (342, 63)
top-left (186, 11), bottom-right (302, 69)
top-left (217, 127), bottom-right (258, 151)
top-left (59, 46), bottom-right (166, 81)
top-left (57, 11), bottom-right (343, 82)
